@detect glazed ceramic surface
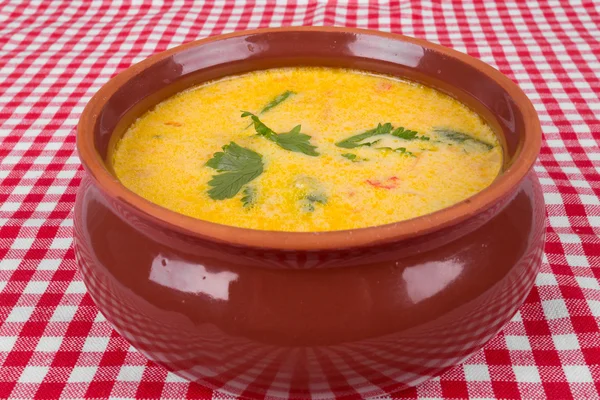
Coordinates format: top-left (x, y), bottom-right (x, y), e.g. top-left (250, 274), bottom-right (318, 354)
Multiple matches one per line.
top-left (75, 27), bottom-right (544, 399)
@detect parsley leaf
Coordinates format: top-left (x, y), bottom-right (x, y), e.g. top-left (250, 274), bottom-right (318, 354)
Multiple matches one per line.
top-left (306, 192), bottom-right (327, 204)
top-left (294, 176), bottom-right (328, 212)
top-left (394, 147), bottom-right (415, 157)
top-left (241, 111), bottom-right (319, 156)
top-left (244, 90), bottom-right (296, 129)
top-left (241, 186), bottom-right (257, 208)
top-left (433, 128), bottom-right (494, 150)
top-left (260, 90), bottom-right (296, 114)
top-left (205, 152), bottom-right (224, 169)
top-left (336, 123), bottom-right (429, 149)
top-left (241, 111), bottom-right (277, 139)
top-left (275, 125), bottom-right (319, 155)
top-left (336, 123), bottom-right (393, 149)
top-left (377, 147), bottom-right (416, 157)
top-left (303, 193), bottom-right (327, 212)
top-left (341, 153), bottom-right (368, 162)
top-left (205, 142), bottom-right (264, 200)
top-left (392, 127), bottom-right (429, 141)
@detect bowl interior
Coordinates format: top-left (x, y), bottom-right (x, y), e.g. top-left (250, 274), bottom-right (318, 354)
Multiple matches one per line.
top-left (95, 30), bottom-right (523, 166)
top-left (78, 28), bottom-right (540, 250)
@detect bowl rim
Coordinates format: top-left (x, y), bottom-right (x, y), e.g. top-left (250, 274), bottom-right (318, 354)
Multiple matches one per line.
top-left (77, 26), bottom-right (541, 251)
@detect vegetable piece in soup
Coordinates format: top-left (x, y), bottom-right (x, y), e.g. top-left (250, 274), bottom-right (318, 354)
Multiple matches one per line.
top-left (112, 67), bottom-right (502, 232)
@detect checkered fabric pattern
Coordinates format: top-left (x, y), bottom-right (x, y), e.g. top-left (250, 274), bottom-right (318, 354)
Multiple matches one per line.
top-left (1, 0), bottom-right (599, 399)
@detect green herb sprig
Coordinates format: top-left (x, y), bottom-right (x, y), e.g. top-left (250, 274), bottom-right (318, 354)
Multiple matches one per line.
top-left (341, 153), bottom-right (368, 162)
top-left (391, 126), bottom-right (429, 141)
top-left (302, 192), bottom-right (327, 212)
top-left (377, 147), bottom-right (416, 157)
top-left (205, 142), bottom-right (264, 200)
top-left (336, 123), bottom-right (393, 149)
top-left (241, 186), bottom-right (257, 208)
top-left (336, 123), bottom-right (429, 149)
top-left (242, 111), bottom-right (319, 156)
top-left (433, 128), bottom-right (494, 150)
top-left (245, 90), bottom-right (296, 129)
top-left (260, 90), bottom-right (296, 114)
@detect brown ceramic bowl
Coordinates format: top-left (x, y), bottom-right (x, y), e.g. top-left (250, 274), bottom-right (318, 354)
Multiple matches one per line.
top-left (74, 27), bottom-right (544, 398)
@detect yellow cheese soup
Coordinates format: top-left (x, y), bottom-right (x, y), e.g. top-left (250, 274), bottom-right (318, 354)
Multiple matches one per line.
top-left (112, 68), bottom-right (502, 232)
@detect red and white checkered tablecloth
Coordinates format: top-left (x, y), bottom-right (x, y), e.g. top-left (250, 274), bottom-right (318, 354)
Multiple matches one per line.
top-left (1, 0), bottom-right (599, 399)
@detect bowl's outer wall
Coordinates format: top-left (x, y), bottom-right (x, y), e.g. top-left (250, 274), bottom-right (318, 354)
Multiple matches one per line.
top-left (74, 172), bottom-right (545, 398)
top-left (74, 29), bottom-right (545, 398)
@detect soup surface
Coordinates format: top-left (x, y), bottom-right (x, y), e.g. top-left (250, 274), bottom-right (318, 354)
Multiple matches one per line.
top-left (112, 68), bottom-right (502, 232)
